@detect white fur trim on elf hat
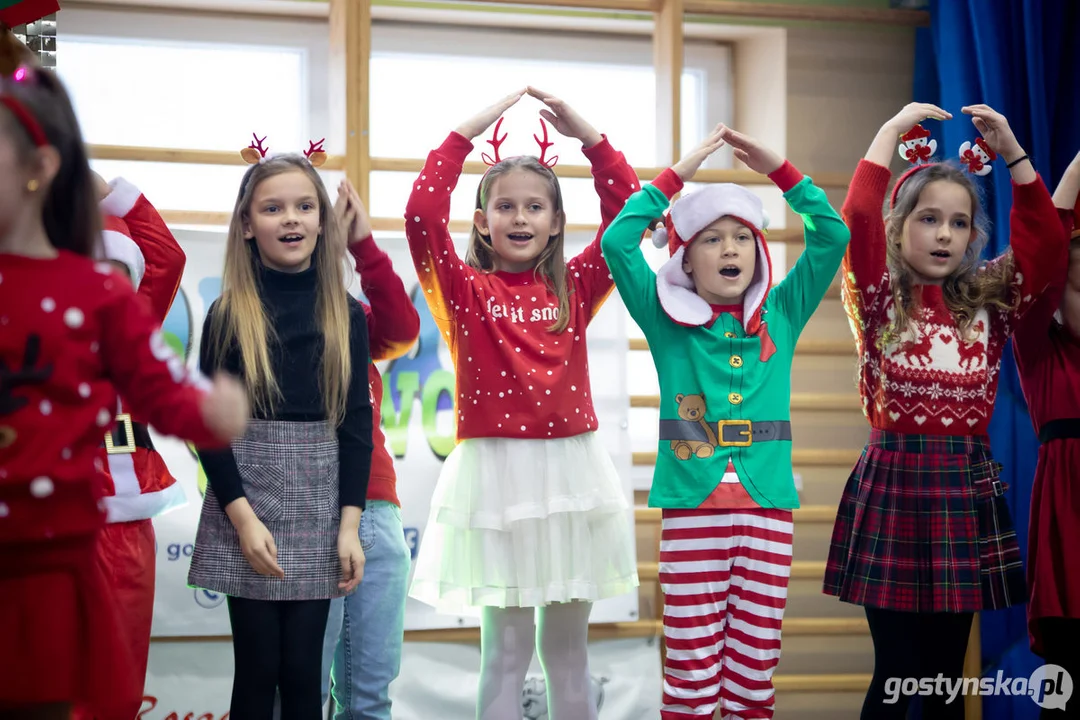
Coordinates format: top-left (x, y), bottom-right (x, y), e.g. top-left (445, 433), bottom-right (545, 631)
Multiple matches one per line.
top-left (101, 216), bottom-right (146, 290)
top-left (654, 183), bottom-right (774, 328)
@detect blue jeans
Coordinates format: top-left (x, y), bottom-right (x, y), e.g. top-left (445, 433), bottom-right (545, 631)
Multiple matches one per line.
top-left (320, 501), bottom-right (411, 719)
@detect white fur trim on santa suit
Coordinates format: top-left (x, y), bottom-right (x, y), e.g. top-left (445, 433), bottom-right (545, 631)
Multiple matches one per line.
top-left (99, 177), bottom-right (143, 219)
top-left (652, 183), bottom-right (774, 328)
top-left (101, 221), bottom-right (146, 290)
top-left (103, 478), bottom-right (186, 523)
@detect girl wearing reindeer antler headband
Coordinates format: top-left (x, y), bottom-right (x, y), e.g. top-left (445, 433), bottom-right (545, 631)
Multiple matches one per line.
top-left (187, 137), bottom-right (373, 718)
top-left (823, 102), bottom-right (1066, 719)
top-left (405, 87), bottom-right (639, 720)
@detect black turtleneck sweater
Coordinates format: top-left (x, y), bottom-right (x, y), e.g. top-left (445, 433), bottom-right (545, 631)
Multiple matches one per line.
top-left (197, 262), bottom-right (374, 511)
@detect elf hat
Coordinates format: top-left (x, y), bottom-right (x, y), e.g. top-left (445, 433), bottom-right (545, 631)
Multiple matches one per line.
top-left (101, 215), bottom-right (145, 289)
top-left (651, 183), bottom-right (770, 256)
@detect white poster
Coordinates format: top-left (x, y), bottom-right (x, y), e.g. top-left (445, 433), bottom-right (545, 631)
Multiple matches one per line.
top-left (149, 226), bottom-right (638, 637)
top-left (140, 637), bottom-right (661, 719)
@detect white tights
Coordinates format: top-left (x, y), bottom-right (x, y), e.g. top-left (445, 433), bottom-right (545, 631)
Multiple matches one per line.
top-left (477, 601), bottom-right (595, 720)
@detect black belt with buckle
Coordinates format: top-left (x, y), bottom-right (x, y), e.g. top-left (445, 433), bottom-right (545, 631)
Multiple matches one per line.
top-left (658, 419), bottom-right (792, 447)
top-left (1038, 418), bottom-right (1080, 444)
top-left (100, 413), bottom-right (155, 454)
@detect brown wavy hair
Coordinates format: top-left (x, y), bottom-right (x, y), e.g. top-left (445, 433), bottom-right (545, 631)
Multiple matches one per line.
top-left (465, 157), bottom-right (570, 332)
top-left (210, 156), bottom-right (352, 426)
top-left (881, 162), bottom-right (1017, 347)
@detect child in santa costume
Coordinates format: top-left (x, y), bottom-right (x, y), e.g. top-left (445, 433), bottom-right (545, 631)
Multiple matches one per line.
top-left (823, 102), bottom-right (1063, 719)
top-left (1012, 149), bottom-right (1080, 718)
top-left (600, 124), bottom-right (850, 719)
top-left (0, 49), bottom-right (248, 720)
top-left (73, 176), bottom-right (188, 720)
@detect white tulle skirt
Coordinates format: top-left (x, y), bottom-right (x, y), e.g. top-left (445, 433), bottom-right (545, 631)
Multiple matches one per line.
top-left (409, 432), bottom-right (640, 615)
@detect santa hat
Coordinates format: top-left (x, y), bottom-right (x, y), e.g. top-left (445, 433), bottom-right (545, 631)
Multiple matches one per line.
top-left (101, 215), bottom-right (145, 289)
top-left (651, 184), bottom-right (773, 331)
top-left (899, 125), bottom-right (932, 143)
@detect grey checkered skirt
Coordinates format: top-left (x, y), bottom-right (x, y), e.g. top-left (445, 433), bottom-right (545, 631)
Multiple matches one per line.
top-left (188, 419), bottom-right (345, 601)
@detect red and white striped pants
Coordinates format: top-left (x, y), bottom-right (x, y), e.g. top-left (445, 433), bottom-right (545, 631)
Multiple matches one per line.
top-left (659, 508), bottom-right (794, 720)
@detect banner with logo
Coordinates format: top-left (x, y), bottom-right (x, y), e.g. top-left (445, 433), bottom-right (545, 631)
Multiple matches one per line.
top-left (140, 636), bottom-right (662, 719)
top-left (148, 227), bottom-right (639, 636)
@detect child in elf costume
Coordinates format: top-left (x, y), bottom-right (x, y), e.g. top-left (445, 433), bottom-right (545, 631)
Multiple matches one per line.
top-left (601, 124), bottom-right (850, 719)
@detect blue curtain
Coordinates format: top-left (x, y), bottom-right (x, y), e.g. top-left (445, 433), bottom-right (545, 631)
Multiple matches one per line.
top-left (914, 1), bottom-right (1080, 718)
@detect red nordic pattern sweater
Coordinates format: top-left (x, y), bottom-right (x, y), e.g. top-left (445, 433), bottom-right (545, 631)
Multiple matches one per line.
top-left (404, 131), bottom-right (638, 441)
top-left (350, 236), bottom-right (420, 507)
top-left (841, 160), bottom-right (1065, 436)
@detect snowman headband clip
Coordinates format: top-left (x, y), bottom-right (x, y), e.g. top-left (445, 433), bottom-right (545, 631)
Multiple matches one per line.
top-left (240, 133), bottom-right (328, 168)
top-left (891, 122), bottom-right (998, 209)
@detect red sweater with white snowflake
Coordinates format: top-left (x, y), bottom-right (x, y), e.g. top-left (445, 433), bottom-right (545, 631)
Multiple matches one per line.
top-left (841, 159), bottom-right (1065, 436)
top-left (405, 131), bottom-right (639, 440)
top-left (0, 251), bottom-right (221, 544)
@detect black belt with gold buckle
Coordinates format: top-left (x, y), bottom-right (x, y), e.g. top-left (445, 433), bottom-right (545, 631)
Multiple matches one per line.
top-left (101, 413), bottom-right (155, 454)
top-left (658, 419), bottom-right (792, 448)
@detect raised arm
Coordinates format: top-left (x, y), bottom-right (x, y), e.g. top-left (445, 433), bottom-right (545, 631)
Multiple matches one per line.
top-left (961, 105), bottom-right (1069, 321)
top-left (1012, 151), bottom-right (1080, 367)
top-left (336, 179), bottom-right (420, 361)
top-left (525, 87), bottom-right (640, 315)
top-left (405, 91), bottom-right (527, 334)
top-left (841, 103), bottom-right (951, 330)
top-left (100, 177), bottom-right (186, 322)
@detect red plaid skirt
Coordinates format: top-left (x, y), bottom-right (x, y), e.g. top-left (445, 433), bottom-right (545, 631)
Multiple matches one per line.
top-left (824, 430), bottom-right (1026, 613)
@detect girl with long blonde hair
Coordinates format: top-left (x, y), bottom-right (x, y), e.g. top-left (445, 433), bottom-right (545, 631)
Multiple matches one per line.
top-left (188, 150), bottom-right (373, 720)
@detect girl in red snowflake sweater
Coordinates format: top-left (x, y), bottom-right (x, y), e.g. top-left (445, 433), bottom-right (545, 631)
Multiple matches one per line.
top-left (823, 102), bottom-right (1066, 719)
top-left (405, 88), bottom-right (639, 720)
top-left (0, 60), bottom-right (247, 719)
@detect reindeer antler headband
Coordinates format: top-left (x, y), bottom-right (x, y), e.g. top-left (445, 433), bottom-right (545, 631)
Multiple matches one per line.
top-left (240, 133), bottom-right (328, 168)
top-left (482, 117), bottom-right (559, 170)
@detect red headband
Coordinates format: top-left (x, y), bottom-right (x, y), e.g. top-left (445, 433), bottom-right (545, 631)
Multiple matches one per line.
top-left (0, 94), bottom-right (47, 147)
top-left (890, 163), bottom-right (937, 209)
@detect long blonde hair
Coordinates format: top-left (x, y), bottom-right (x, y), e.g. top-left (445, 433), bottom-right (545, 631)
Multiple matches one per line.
top-left (211, 156), bottom-right (352, 426)
top-left (881, 163), bottom-right (1017, 347)
top-left (465, 157), bottom-right (571, 333)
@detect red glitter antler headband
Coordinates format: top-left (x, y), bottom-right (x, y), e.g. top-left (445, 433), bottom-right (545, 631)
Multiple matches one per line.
top-left (482, 117), bottom-right (559, 169)
top-left (239, 133), bottom-right (328, 168)
top-left (0, 65), bottom-right (48, 147)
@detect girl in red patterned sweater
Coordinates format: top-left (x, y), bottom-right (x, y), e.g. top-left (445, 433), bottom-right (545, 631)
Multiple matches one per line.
top-left (823, 102), bottom-right (1067, 719)
top-left (0, 57), bottom-right (248, 719)
top-left (405, 88), bottom-right (639, 720)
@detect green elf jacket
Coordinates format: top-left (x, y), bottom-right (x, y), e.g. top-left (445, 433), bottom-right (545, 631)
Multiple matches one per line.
top-left (601, 163), bottom-right (851, 509)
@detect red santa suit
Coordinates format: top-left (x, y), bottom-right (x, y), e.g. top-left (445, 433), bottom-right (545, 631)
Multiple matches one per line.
top-left (80, 178), bottom-right (187, 720)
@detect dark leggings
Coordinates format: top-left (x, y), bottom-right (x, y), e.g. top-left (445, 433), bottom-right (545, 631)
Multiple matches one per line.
top-left (861, 608), bottom-right (974, 720)
top-left (227, 596), bottom-right (330, 720)
top-left (1037, 618), bottom-right (1080, 719)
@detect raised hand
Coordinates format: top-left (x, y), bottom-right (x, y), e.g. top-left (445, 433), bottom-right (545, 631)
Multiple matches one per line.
top-left (722, 126), bottom-right (784, 175)
top-left (526, 87), bottom-right (603, 148)
top-left (671, 123), bottom-right (726, 182)
top-left (885, 102), bottom-right (952, 135)
top-left (335, 179), bottom-right (372, 246)
top-left (455, 89), bottom-right (528, 141)
top-left (961, 104), bottom-right (1024, 162)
